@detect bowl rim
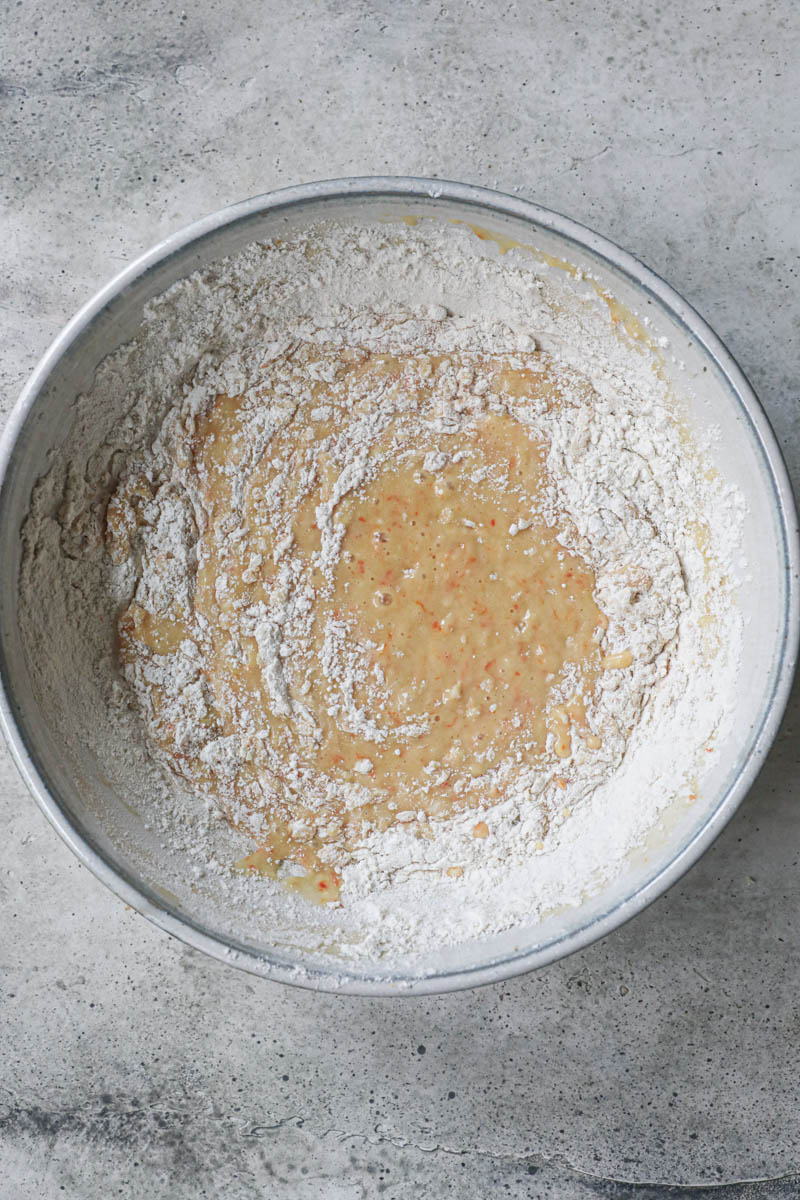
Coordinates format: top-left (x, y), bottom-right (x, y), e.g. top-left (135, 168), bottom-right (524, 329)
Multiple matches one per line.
top-left (1, 175), bottom-right (798, 995)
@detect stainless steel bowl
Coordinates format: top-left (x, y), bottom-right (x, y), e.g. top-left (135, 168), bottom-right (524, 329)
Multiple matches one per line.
top-left (1, 178), bottom-right (798, 995)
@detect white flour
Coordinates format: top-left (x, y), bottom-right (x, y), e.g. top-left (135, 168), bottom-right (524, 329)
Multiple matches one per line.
top-left (18, 220), bottom-right (743, 967)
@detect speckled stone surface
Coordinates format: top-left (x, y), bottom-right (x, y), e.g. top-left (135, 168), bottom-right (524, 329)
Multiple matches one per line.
top-left (2, 2), bottom-right (800, 1196)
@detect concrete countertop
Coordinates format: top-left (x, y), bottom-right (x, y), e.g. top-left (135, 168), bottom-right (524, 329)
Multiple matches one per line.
top-left (2, 2), bottom-right (799, 1196)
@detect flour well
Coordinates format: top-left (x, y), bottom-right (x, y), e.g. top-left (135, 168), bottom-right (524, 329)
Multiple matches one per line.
top-left (18, 220), bottom-right (743, 967)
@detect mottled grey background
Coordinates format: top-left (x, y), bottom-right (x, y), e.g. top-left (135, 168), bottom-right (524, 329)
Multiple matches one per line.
top-left (2, 2), bottom-right (800, 1197)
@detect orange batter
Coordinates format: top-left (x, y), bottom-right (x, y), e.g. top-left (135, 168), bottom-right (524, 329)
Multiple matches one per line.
top-left (109, 346), bottom-right (613, 901)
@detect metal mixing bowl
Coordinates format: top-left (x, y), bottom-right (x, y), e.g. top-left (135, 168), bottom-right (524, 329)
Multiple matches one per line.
top-left (1, 178), bottom-right (797, 994)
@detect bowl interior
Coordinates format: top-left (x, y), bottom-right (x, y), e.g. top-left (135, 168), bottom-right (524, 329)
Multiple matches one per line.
top-left (0, 183), bottom-right (795, 993)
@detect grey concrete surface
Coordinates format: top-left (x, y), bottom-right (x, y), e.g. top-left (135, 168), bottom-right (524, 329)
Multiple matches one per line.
top-left (2, 1), bottom-right (800, 1196)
